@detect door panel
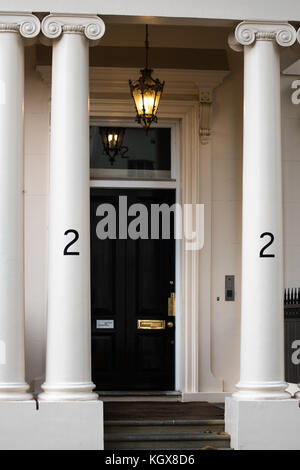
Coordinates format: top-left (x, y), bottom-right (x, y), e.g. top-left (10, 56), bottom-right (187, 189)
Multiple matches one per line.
top-left (90, 193), bottom-right (127, 389)
top-left (90, 188), bottom-right (175, 390)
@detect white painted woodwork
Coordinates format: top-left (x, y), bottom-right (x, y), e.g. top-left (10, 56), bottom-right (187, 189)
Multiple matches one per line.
top-left (88, 95), bottom-right (226, 394)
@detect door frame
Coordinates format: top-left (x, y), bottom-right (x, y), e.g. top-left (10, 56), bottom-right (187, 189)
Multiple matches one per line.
top-left (87, 66), bottom-right (228, 398)
top-left (90, 118), bottom-right (179, 184)
top-left (90, 186), bottom-right (176, 391)
top-left (90, 117), bottom-right (181, 392)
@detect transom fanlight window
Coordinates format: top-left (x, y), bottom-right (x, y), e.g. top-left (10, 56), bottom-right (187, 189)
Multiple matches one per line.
top-left (90, 126), bottom-right (171, 180)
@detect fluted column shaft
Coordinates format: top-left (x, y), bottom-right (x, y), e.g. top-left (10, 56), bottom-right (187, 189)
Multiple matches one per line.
top-left (0, 13), bottom-right (40, 400)
top-left (39, 14), bottom-right (105, 401)
top-left (229, 21), bottom-right (296, 400)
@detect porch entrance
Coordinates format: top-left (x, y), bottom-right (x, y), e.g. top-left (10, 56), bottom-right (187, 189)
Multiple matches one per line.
top-left (104, 402), bottom-right (230, 450)
top-left (90, 188), bottom-right (176, 391)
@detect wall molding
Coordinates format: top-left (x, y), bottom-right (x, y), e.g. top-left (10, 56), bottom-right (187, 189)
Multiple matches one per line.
top-left (37, 65), bottom-right (228, 96)
top-left (37, 65), bottom-right (229, 144)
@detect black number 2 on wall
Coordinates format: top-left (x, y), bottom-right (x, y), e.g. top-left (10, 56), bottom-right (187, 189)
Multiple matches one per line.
top-left (64, 229), bottom-right (80, 256)
top-left (260, 232), bottom-right (275, 258)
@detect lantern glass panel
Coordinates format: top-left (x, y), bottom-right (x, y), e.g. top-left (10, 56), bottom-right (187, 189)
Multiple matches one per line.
top-left (129, 69), bottom-right (164, 130)
top-left (132, 87), bottom-right (161, 119)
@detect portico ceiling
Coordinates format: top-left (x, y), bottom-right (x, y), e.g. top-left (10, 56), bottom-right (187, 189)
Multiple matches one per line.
top-left (36, 45), bottom-right (229, 71)
top-left (2, 0), bottom-right (300, 23)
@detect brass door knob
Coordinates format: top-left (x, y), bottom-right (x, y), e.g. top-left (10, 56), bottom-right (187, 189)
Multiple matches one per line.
top-left (167, 321), bottom-right (174, 328)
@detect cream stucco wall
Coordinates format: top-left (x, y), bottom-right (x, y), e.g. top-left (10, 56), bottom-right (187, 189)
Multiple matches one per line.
top-left (211, 49), bottom-right (243, 392)
top-left (282, 75), bottom-right (300, 288)
top-left (24, 47), bottom-right (50, 389)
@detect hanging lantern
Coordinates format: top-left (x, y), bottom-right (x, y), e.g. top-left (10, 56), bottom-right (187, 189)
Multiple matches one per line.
top-left (129, 25), bottom-right (164, 132)
top-left (100, 127), bottom-right (128, 165)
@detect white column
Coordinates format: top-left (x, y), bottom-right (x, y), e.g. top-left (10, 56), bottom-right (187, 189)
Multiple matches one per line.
top-left (39, 14), bottom-right (105, 401)
top-left (295, 29), bottom-right (300, 400)
top-left (0, 14), bottom-right (40, 401)
top-left (229, 22), bottom-right (296, 400)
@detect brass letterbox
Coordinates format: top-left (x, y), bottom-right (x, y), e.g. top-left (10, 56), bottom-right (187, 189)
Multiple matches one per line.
top-left (137, 320), bottom-right (166, 330)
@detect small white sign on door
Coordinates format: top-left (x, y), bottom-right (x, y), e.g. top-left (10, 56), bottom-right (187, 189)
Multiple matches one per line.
top-left (96, 319), bottom-right (114, 329)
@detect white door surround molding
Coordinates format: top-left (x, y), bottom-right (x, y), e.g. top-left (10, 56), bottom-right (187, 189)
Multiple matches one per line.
top-left (37, 64), bottom-right (229, 395)
top-left (38, 66), bottom-right (228, 147)
top-left (89, 67), bottom-right (228, 395)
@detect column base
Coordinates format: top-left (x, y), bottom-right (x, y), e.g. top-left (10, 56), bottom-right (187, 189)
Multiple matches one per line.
top-left (294, 390), bottom-right (300, 399)
top-left (0, 383), bottom-right (32, 401)
top-left (39, 381), bottom-right (98, 401)
top-left (233, 381), bottom-right (291, 400)
top-left (225, 396), bottom-right (300, 450)
top-left (0, 400), bottom-right (103, 449)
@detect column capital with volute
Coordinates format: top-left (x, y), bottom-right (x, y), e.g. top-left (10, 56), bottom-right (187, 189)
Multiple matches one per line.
top-left (296, 28), bottom-right (300, 45)
top-left (41, 13), bottom-right (105, 45)
top-left (0, 12), bottom-right (40, 40)
top-left (229, 21), bottom-right (297, 52)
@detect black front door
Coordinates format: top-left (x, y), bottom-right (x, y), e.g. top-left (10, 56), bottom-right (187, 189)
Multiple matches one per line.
top-left (90, 188), bottom-right (176, 391)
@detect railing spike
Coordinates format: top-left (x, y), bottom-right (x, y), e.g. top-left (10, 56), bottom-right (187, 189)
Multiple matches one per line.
top-left (284, 288), bottom-right (287, 304)
top-left (284, 287), bottom-right (300, 305)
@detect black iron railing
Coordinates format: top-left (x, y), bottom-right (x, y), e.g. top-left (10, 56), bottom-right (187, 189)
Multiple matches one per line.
top-left (285, 288), bottom-right (300, 307)
top-left (284, 288), bottom-right (300, 384)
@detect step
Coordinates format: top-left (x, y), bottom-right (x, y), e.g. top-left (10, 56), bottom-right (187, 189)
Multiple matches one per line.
top-left (104, 432), bottom-right (230, 450)
top-left (105, 419), bottom-right (225, 435)
top-left (100, 392), bottom-right (182, 402)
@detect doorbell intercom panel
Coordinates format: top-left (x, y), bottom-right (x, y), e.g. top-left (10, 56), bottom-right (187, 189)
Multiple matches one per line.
top-left (225, 275), bottom-right (235, 301)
